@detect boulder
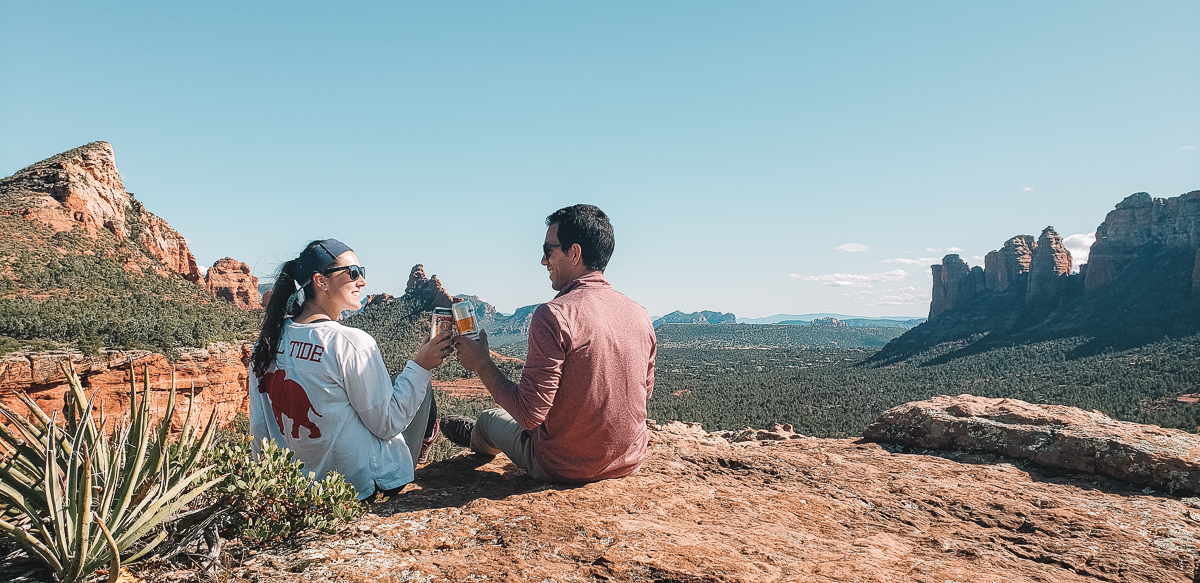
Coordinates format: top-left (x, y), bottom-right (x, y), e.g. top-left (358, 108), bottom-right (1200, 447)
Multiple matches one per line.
top-left (864, 394), bottom-right (1200, 494)
top-left (204, 257), bottom-right (261, 310)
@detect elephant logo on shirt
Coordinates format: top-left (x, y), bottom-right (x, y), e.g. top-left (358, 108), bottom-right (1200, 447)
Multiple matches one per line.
top-left (258, 370), bottom-right (323, 439)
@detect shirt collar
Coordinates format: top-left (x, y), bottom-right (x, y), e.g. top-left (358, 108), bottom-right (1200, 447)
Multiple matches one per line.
top-left (555, 271), bottom-right (610, 298)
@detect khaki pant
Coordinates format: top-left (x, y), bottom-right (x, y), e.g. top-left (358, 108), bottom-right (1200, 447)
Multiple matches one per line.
top-left (470, 408), bottom-right (550, 481)
top-left (400, 385), bottom-right (435, 466)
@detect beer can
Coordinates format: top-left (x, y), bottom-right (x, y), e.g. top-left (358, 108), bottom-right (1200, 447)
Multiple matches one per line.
top-left (451, 301), bottom-right (479, 339)
top-left (431, 307), bottom-right (454, 339)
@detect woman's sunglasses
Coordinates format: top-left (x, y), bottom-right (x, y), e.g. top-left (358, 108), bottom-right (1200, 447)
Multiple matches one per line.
top-left (322, 265), bottom-right (367, 281)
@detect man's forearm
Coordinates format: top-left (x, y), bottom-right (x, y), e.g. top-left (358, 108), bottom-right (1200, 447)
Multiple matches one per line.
top-left (476, 357), bottom-right (513, 398)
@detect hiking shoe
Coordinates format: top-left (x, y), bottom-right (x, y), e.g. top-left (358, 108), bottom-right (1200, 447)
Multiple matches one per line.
top-left (440, 415), bottom-right (476, 448)
top-left (416, 419), bottom-right (439, 465)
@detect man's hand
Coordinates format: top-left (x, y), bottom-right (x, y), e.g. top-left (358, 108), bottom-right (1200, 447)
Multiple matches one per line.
top-left (453, 329), bottom-right (491, 373)
top-left (414, 330), bottom-right (454, 371)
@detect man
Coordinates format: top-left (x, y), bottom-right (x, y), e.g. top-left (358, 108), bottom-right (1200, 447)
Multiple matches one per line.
top-left (446, 204), bottom-right (657, 483)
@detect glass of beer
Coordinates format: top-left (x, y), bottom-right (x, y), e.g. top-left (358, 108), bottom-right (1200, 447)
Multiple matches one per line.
top-left (451, 301), bottom-right (479, 339)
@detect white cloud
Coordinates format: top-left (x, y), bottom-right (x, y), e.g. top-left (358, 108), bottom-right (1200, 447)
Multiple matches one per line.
top-left (971, 255), bottom-right (986, 261)
top-left (1023, 186), bottom-right (1034, 192)
top-left (881, 257), bottom-right (940, 265)
top-left (835, 243), bottom-right (869, 253)
top-left (1180, 145), bottom-right (1196, 151)
top-left (925, 247), bottom-right (941, 253)
top-left (789, 269), bottom-right (909, 287)
top-left (838, 286), bottom-right (931, 306)
top-left (1063, 232), bottom-right (1096, 270)
top-left (946, 246), bottom-right (963, 252)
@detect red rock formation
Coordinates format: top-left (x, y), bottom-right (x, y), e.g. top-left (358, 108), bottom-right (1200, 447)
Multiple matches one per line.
top-left (865, 394), bottom-right (1200, 495)
top-left (1086, 191), bottom-right (1200, 295)
top-left (928, 254), bottom-right (979, 319)
top-left (0, 141), bottom-right (203, 281)
top-left (0, 342), bottom-right (251, 430)
top-left (983, 235), bottom-right (1034, 292)
top-left (1026, 226), bottom-right (1071, 301)
top-left (204, 258), bottom-right (261, 310)
top-left (219, 416), bottom-right (1199, 582)
top-left (404, 264), bottom-right (460, 309)
top-left (260, 288), bottom-right (274, 308)
top-left (362, 293), bottom-right (394, 310)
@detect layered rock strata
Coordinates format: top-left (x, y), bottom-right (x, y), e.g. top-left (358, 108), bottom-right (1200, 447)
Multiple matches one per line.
top-left (929, 227), bottom-right (1069, 320)
top-left (1085, 191), bottom-right (1200, 295)
top-left (983, 235), bottom-right (1034, 293)
top-left (864, 394), bottom-right (1200, 494)
top-left (1026, 227), bottom-right (1072, 300)
top-left (0, 342), bottom-right (251, 430)
top-left (204, 258), bottom-right (261, 310)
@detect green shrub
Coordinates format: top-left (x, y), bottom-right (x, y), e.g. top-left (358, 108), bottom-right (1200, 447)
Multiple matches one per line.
top-left (204, 437), bottom-right (361, 546)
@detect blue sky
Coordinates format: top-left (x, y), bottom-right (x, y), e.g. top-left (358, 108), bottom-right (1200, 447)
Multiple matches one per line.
top-left (2, 2), bottom-right (1197, 318)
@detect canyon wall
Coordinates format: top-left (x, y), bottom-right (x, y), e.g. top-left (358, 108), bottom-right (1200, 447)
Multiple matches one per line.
top-left (1085, 191), bottom-right (1200, 295)
top-left (0, 342), bottom-right (252, 429)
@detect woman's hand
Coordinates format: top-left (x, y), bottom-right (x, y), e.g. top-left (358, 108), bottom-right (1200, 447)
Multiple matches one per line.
top-left (414, 330), bottom-right (454, 371)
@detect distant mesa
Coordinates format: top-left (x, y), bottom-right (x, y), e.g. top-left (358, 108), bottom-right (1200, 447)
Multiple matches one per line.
top-left (652, 310), bottom-right (736, 328)
top-left (809, 317), bottom-right (847, 327)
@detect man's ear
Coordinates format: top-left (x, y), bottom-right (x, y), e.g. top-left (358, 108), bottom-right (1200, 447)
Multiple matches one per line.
top-left (569, 243), bottom-right (584, 266)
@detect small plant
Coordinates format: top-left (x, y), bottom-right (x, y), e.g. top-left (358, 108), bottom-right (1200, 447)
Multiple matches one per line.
top-left (0, 364), bottom-right (222, 583)
top-left (204, 436), bottom-right (361, 545)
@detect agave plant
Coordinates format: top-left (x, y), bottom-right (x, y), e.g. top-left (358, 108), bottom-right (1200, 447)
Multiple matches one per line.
top-left (0, 363), bottom-right (223, 583)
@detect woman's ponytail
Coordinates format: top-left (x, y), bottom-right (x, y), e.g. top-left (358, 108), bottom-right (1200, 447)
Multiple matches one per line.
top-left (252, 240), bottom-right (323, 377)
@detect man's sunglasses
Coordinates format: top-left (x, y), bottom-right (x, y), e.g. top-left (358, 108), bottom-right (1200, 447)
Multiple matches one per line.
top-left (322, 265), bottom-right (367, 281)
top-left (542, 243), bottom-right (563, 259)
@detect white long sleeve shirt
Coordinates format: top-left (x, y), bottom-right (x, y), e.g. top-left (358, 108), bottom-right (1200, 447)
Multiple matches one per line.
top-left (249, 319), bottom-right (430, 499)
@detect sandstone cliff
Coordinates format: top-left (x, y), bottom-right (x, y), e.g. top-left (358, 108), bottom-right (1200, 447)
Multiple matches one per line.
top-left (1086, 191), bottom-right (1200, 295)
top-left (887, 191), bottom-right (1198, 362)
top-left (1026, 226), bottom-right (1072, 300)
top-left (0, 142), bottom-right (202, 280)
top-left (216, 398), bottom-right (1200, 582)
top-left (983, 235), bottom-right (1034, 293)
top-left (404, 265), bottom-right (460, 310)
top-left (204, 258), bottom-right (261, 310)
top-left (0, 342), bottom-right (251, 430)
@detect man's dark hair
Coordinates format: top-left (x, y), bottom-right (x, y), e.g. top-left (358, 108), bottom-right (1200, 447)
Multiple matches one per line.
top-left (547, 204), bottom-right (614, 272)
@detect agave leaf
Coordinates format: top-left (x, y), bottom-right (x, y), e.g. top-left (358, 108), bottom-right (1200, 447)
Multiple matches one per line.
top-left (116, 468), bottom-right (221, 553)
top-left (65, 444), bottom-right (93, 583)
top-left (94, 517), bottom-right (121, 583)
top-left (0, 517), bottom-right (63, 573)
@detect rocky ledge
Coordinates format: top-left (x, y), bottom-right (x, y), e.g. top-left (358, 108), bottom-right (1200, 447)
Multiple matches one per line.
top-left (205, 397), bottom-right (1200, 583)
top-left (865, 394), bottom-right (1200, 495)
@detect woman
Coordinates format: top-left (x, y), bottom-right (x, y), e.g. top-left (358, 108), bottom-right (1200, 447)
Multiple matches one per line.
top-left (249, 239), bottom-right (453, 499)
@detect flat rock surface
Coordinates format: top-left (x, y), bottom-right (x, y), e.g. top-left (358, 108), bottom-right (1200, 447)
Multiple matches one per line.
top-left (216, 421), bottom-right (1200, 582)
top-left (864, 394), bottom-right (1200, 495)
